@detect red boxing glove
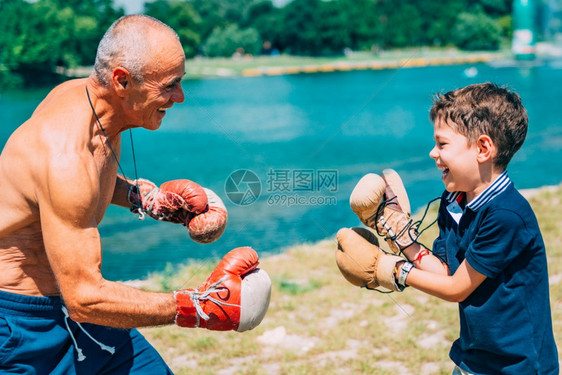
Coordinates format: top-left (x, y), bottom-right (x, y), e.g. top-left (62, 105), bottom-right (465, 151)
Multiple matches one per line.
top-left (128, 178), bottom-right (208, 223)
top-left (188, 188), bottom-right (228, 244)
top-left (128, 179), bottom-right (228, 243)
top-left (174, 247), bottom-right (271, 332)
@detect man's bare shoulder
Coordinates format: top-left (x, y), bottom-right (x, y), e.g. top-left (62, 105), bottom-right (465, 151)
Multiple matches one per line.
top-left (33, 78), bottom-right (89, 116)
top-left (0, 79), bottom-right (100, 234)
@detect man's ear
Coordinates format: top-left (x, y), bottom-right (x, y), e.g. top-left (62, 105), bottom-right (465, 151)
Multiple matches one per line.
top-left (112, 67), bottom-right (130, 97)
top-left (476, 135), bottom-right (496, 163)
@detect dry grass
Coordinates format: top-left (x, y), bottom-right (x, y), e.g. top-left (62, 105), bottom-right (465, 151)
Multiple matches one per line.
top-left (138, 185), bottom-right (562, 374)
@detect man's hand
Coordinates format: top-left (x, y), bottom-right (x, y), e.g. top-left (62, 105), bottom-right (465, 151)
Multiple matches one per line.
top-left (174, 247), bottom-right (271, 332)
top-left (128, 178), bottom-right (228, 243)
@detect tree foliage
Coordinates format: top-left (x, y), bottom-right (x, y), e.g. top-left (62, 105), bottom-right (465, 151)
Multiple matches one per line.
top-left (204, 25), bottom-right (262, 57)
top-left (0, 0), bottom-right (123, 87)
top-left (453, 8), bottom-right (503, 50)
top-left (144, 0), bottom-right (201, 58)
top-left (0, 0), bottom-right (521, 87)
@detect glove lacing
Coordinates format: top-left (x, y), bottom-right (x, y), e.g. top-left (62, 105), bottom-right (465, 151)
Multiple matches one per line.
top-left (128, 182), bottom-right (159, 221)
top-left (139, 187), bottom-right (159, 220)
top-left (372, 195), bottom-right (419, 249)
top-left (371, 196), bottom-right (440, 254)
top-left (175, 276), bottom-right (240, 327)
top-left (130, 183), bottom-right (190, 222)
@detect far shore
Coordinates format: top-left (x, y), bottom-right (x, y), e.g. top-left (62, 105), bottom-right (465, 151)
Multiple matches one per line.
top-left (59, 43), bottom-right (562, 82)
top-left (63, 47), bottom-right (510, 80)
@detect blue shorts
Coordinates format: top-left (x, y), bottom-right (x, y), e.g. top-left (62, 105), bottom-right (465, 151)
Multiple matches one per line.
top-left (0, 290), bottom-right (173, 374)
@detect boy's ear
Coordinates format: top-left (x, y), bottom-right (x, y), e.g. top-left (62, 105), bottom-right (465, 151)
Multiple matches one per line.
top-left (476, 135), bottom-right (496, 163)
top-left (111, 67), bottom-right (131, 97)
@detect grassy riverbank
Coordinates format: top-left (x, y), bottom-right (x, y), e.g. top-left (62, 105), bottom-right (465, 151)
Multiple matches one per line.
top-left (62, 47), bottom-right (508, 80)
top-left (135, 184), bottom-right (562, 374)
top-left (184, 48), bottom-right (505, 78)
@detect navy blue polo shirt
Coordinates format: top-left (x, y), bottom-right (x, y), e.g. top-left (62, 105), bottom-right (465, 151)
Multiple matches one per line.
top-left (432, 171), bottom-right (558, 374)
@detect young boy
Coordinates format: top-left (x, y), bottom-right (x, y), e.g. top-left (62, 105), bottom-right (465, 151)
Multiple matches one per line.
top-left (408, 82), bottom-right (558, 374)
top-left (337, 83), bottom-right (558, 374)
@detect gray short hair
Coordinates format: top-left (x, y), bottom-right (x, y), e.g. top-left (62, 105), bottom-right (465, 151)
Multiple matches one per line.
top-left (93, 15), bottom-right (179, 86)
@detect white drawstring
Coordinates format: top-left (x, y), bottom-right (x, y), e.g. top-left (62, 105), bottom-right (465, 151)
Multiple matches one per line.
top-left (61, 306), bottom-right (116, 361)
top-left (174, 276), bottom-right (240, 327)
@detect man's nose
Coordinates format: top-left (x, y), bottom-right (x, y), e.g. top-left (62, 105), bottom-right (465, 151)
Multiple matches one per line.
top-left (172, 84), bottom-right (185, 103)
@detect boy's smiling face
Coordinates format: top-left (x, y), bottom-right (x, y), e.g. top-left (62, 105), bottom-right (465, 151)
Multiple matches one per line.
top-left (429, 118), bottom-right (491, 202)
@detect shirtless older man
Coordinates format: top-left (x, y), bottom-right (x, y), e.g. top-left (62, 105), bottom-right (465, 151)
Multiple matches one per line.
top-left (0, 15), bottom-right (270, 374)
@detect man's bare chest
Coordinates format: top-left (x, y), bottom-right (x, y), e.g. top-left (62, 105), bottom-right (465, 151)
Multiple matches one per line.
top-left (93, 150), bottom-right (120, 223)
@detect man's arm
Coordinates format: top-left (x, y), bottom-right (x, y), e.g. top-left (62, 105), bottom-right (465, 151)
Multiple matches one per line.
top-left (112, 174), bottom-right (133, 208)
top-left (38, 155), bottom-right (176, 328)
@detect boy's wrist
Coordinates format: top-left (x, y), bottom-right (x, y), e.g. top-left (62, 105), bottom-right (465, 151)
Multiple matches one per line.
top-left (412, 247), bottom-right (431, 263)
top-left (396, 261), bottom-right (415, 288)
top-left (402, 242), bottom-right (422, 261)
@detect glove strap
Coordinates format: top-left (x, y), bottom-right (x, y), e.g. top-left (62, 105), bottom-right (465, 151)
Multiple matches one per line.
top-left (175, 276), bottom-right (240, 327)
top-left (397, 261), bottom-right (414, 288)
top-left (127, 181), bottom-right (145, 219)
top-left (128, 181), bottom-right (158, 220)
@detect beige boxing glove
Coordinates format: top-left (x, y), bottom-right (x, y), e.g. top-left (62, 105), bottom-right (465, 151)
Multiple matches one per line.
top-left (335, 227), bottom-right (405, 292)
top-left (349, 169), bottom-right (418, 253)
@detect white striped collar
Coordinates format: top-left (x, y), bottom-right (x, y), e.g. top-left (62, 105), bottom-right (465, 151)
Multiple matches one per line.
top-left (445, 170), bottom-right (511, 212)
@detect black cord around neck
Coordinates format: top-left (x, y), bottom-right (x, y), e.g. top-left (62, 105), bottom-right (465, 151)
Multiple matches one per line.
top-left (85, 85), bottom-right (140, 183)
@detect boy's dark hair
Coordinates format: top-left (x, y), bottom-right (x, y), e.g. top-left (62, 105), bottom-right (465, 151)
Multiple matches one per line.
top-left (429, 82), bottom-right (528, 170)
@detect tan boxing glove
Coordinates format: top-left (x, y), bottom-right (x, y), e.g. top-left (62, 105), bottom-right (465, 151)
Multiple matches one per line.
top-left (349, 169), bottom-right (418, 253)
top-left (335, 227), bottom-right (405, 292)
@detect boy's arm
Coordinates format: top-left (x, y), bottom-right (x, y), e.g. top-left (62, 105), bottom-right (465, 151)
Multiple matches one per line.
top-left (398, 259), bottom-right (486, 302)
top-left (402, 243), bottom-right (449, 275)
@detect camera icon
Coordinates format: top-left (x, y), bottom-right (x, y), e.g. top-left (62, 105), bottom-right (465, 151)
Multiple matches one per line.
top-left (224, 169), bottom-right (261, 206)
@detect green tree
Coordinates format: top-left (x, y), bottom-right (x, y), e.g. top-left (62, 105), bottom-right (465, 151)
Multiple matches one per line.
top-left (476, 0), bottom-right (512, 16)
top-left (279, 0), bottom-right (323, 55)
top-left (0, 0), bottom-right (74, 85)
top-left (242, 0), bottom-right (283, 51)
top-left (203, 24), bottom-right (262, 57)
top-left (383, 3), bottom-right (423, 47)
top-left (314, 0), bottom-right (352, 55)
top-left (415, 0), bottom-right (467, 46)
top-left (190, 0), bottom-right (256, 41)
top-left (51, 0), bottom-right (124, 65)
top-left (341, 0), bottom-right (384, 51)
top-left (145, 0), bottom-right (201, 58)
top-left (452, 8), bottom-right (503, 50)
top-left (0, 0), bottom-right (122, 87)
